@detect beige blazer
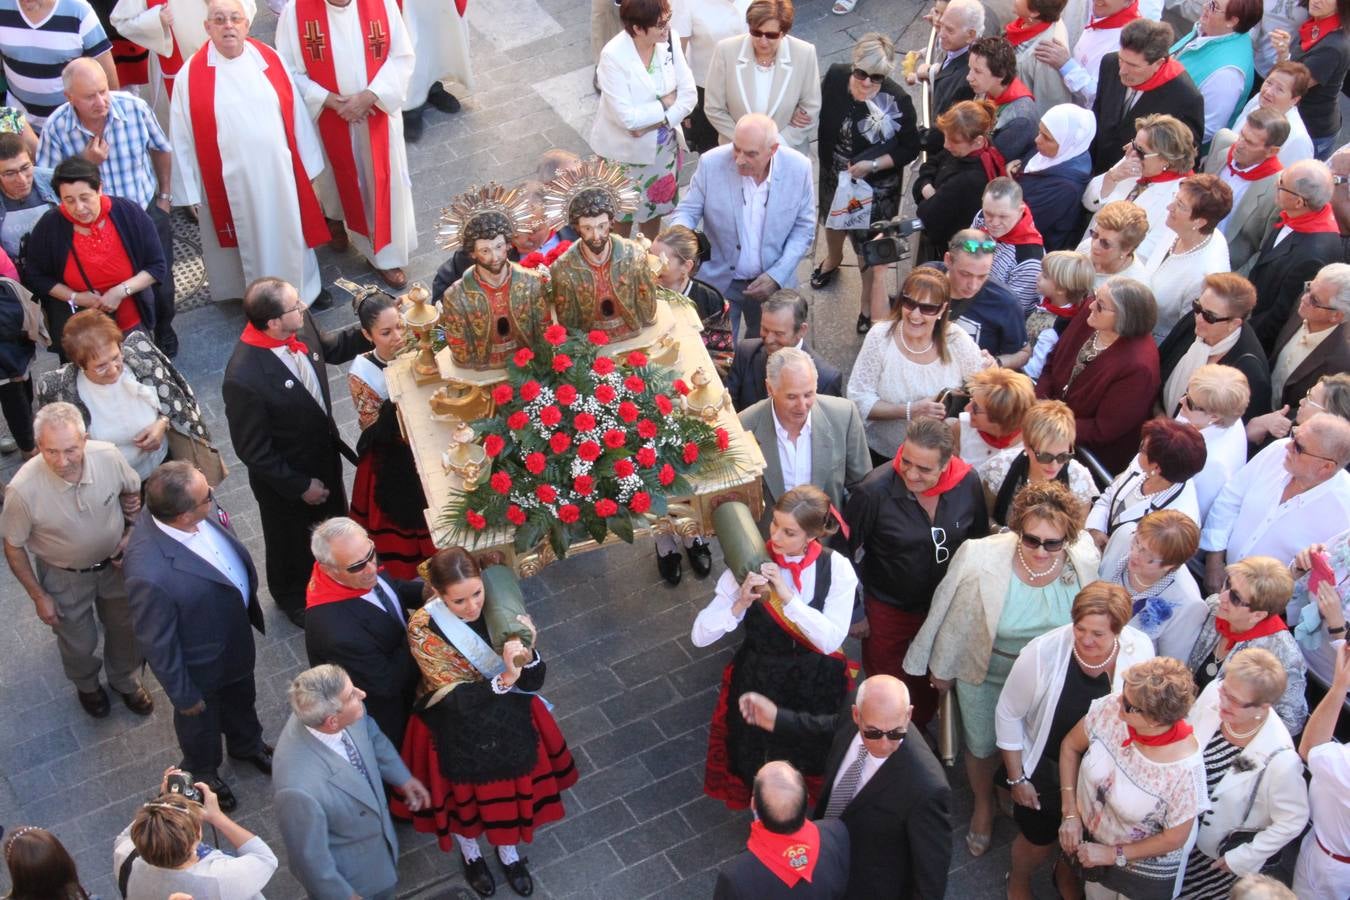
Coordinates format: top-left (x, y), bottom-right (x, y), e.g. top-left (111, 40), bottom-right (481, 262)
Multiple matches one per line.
top-left (702, 33), bottom-right (821, 158)
top-left (1203, 129), bottom-right (1281, 273)
top-left (738, 394), bottom-right (871, 514)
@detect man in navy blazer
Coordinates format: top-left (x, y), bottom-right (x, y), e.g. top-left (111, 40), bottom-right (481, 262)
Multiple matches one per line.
top-left (727, 289), bottom-right (844, 411)
top-left (124, 461), bottom-right (271, 812)
top-left (670, 113), bottom-right (815, 342)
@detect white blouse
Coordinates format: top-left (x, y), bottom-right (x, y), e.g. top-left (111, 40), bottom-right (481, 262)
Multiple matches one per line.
top-left (76, 368), bottom-right (167, 479)
top-left (1189, 418), bottom-right (1250, 521)
top-left (1079, 174), bottom-right (1184, 267)
top-left (1140, 232), bottom-right (1232, 344)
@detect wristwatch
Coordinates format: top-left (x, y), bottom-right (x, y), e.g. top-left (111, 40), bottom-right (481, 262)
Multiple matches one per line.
top-left (1114, 845), bottom-right (1127, 867)
top-left (157, 192), bottom-right (172, 202)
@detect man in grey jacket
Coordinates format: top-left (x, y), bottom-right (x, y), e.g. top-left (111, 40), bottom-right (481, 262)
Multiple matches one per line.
top-left (272, 664), bottom-right (430, 900)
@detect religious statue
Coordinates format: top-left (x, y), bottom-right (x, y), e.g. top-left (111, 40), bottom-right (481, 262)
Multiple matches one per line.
top-left (544, 159), bottom-right (658, 342)
top-left (437, 184), bottom-right (553, 371)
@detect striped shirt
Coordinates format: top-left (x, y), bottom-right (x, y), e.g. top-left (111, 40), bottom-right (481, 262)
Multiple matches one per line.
top-left (0, 0), bottom-right (110, 129)
top-left (37, 91), bottom-right (168, 207)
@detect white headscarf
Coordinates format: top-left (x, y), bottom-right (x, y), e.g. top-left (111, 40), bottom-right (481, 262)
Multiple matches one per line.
top-left (1023, 104), bottom-right (1097, 174)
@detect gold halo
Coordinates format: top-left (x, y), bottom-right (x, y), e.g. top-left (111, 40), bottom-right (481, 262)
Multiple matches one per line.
top-left (437, 183), bottom-right (535, 251)
top-left (542, 157), bottom-right (640, 233)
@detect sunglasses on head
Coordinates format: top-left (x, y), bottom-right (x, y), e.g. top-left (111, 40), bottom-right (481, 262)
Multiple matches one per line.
top-left (345, 543), bottom-right (377, 574)
top-left (1030, 449), bottom-right (1073, 466)
top-left (951, 237), bottom-right (997, 254)
top-left (898, 294), bottom-right (945, 316)
top-left (1020, 534), bottom-right (1066, 552)
top-left (750, 28), bottom-right (783, 39)
top-left (851, 67), bottom-right (885, 84)
top-left (860, 726), bottom-right (907, 741)
top-left (1191, 299), bottom-right (1237, 324)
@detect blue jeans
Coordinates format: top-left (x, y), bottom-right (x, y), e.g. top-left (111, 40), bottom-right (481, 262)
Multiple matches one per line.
top-left (1313, 133), bottom-right (1337, 161)
top-left (726, 278), bottom-right (758, 344)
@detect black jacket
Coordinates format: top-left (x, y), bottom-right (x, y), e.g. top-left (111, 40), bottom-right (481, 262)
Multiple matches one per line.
top-left (726, 338), bottom-right (843, 412)
top-left (818, 64), bottom-right (921, 192)
top-left (913, 153), bottom-right (992, 252)
top-left (923, 49), bottom-right (975, 154)
top-left (713, 818), bottom-right (851, 899)
top-left (0, 280), bottom-right (35, 379)
top-left (1271, 318), bottom-right (1350, 416)
top-left (1292, 29), bottom-right (1350, 138)
top-left (775, 693), bottom-right (952, 900)
top-left (1248, 228), bottom-right (1344, 353)
top-left (1157, 317), bottom-right (1272, 421)
top-left (1091, 54), bottom-right (1204, 174)
top-left (1019, 151), bottom-right (1094, 250)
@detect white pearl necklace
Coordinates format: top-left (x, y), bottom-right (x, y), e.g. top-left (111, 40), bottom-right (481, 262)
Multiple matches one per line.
top-left (1222, 718), bottom-right (1263, 741)
top-left (1073, 638), bottom-right (1119, 671)
top-left (1017, 544), bottom-right (1062, 580)
top-left (899, 330), bottom-right (935, 355)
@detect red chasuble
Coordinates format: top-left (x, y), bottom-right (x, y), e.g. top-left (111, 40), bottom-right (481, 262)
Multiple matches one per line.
top-left (146, 0), bottom-right (186, 97)
top-left (186, 38), bottom-right (330, 250)
top-left (294, 0), bottom-right (394, 252)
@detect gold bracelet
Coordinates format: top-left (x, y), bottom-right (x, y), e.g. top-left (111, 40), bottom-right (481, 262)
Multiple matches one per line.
top-left (1062, 814), bottom-right (1079, 820)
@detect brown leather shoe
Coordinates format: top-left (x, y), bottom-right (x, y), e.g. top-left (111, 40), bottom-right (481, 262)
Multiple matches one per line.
top-left (119, 686), bottom-right (154, 716)
top-left (376, 267), bottom-right (407, 289)
top-left (78, 686), bottom-right (111, 718)
top-left (325, 218), bottom-right (349, 252)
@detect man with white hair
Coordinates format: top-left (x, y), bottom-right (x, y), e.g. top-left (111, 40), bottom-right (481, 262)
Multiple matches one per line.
top-left (0, 401), bottom-right (148, 719)
top-left (909, 0), bottom-right (980, 151)
top-left (670, 112), bottom-right (815, 341)
top-left (1271, 263), bottom-right (1350, 416)
top-left (273, 663), bottom-right (430, 900)
top-left (169, 0), bottom-right (333, 307)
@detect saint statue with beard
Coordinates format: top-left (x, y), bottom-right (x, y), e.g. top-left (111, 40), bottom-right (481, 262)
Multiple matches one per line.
top-left (438, 186), bottom-right (552, 371)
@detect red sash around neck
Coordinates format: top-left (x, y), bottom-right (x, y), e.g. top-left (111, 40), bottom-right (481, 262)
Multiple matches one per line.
top-left (146, 0), bottom-right (186, 94)
top-left (1087, 1), bottom-right (1140, 30)
top-left (992, 77), bottom-right (1034, 108)
top-left (1005, 17), bottom-right (1053, 46)
top-left (973, 144), bottom-right (1008, 181)
top-left (294, 0), bottom-right (394, 253)
top-left (1278, 203), bottom-right (1339, 234)
top-left (1122, 719), bottom-right (1193, 748)
top-left (1137, 168), bottom-right (1189, 187)
top-left (894, 444), bottom-right (974, 497)
top-left (240, 321), bottom-right (308, 355)
top-left (1300, 13), bottom-right (1343, 52)
top-left (770, 541), bottom-right (822, 591)
top-left (1135, 57), bottom-right (1185, 92)
top-left (306, 561), bottom-right (373, 607)
top-left (979, 428), bottom-right (1022, 450)
top-left (1040, 296), bottom-right (1081, 317)
top-left (59, 194), bottom-right (112, 229)
top-left (1216, 612), bottom-right (1289, 644)
top-left (187, 39), bottom-right (330, 250)
top-left (1225, 145), bottom-right (1282, 182)
top-left (746, 820), bottom-right (821, 889)
top-left (998, 204), bottom-right (1043, 246)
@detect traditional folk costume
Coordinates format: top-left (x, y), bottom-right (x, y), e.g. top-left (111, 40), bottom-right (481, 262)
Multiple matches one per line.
top-left (692, 541), bottom-right (858, 808)
top-left (168, 37), bottom-right (329, 304)
top-left (347, 349), bottom-right (435, 580)
top-left (276, 0), bottom-right (418, 272)
top-left (110, 0), bottom-right (211, 131)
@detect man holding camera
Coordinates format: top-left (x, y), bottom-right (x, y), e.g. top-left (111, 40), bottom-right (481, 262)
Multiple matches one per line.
top-left (123, 461), bottom-right (272, 812)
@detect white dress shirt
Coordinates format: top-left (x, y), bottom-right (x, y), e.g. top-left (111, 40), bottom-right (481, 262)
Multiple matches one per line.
top-left (1060, 24), bottom-right (1126, 103)
top-left (1189, 418), bottom-right (1250, 521)
top-left (829, 732), bottom-right (889, 805)
top-left (1271, 322), bottom-right (1335, 405)
top-left (771, 401), bottom-right (812, 493)
top-left (305, 725), bottom-right (354, 761)
top-left (360, 575), bottom-right (405, 624)
top-left (734, 156), bottom-right (773, 279)
top-left (153, 516), bottom-right (251, 606)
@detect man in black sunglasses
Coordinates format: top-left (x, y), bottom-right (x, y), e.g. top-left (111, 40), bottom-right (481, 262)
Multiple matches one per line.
top-left (921, 228), bottom-right (1029, 366)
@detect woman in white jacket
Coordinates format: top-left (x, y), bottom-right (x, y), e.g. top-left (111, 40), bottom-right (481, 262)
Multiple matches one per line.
top-left (996, 581), bottom-right (1155, 900)
top-left (591, 0), bottom-right (697, 239)
top-left (1178, 648), bottom-right (1310, 899)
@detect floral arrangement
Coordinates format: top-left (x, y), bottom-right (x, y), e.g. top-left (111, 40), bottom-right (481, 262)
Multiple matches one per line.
top-left (442, 325), bottom-right (737, 558)
top-left (518, 239), bottom-right (572, 274)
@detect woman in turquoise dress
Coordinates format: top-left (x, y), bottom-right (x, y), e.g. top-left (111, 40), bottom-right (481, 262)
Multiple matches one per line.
top-left (904, 481), bottom-right (1101, 857)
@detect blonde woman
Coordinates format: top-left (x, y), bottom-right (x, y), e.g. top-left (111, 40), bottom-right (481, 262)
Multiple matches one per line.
top-left (952, 366), bottom-right (1035, 471)
top-left (1175, 364), bottom-right (1253, 519)
top-left (983, 399), bottom-right (1099, 527)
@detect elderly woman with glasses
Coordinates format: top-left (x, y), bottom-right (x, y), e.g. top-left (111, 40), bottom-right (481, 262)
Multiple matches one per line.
top-left (1187, 556), bottom-right (1309, 734)
top-left (1083, 200), bottom-right (1149, 288)
top-left (997, 582), bottom-right (1155, 900)
top-left (1086, 417), bottom-right (1206, 555)
top-left (905, 480), bottom-right (1098, 859)
top-left (1179, 647), bottom-right (1310, 900)
top-left (1081, 114), bottom-right (1199, 266)
top-left (35, 309), bottom-right (212, 480)
top-left (1059, 656), bottom-right (1205, 900)
top-left (952, 365), bottom-right (1034, 472)
top-left (984, 399), bottom-right (1099, 528)
top-left (1103, 509), bottom-right (1208, 660)
top-left (1036, 276), bottom-right (1163, 473)
top-left (1141, 174), bottom-right (1234, 343)
top-left (1174, 365), bottom-right (1254, 519)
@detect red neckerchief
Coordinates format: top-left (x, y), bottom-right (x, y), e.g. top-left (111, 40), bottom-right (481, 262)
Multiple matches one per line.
top-left (1134, 57), bottom-right (1185, 92)
top-left (1122, 719), bottom-right (1193, 748)
top-left (1300, 13), bottom-right (1342, 51)
top-left (59, 193), bottom-right (112, 228)
top-left (998, 204), bottom-right (1043, 246)
top-left (992, 77), bottom-right (1034, 108)
top-left (1277, 203), bottom-right (1340, 234)
top-left (1005, 17), bottom-right (1052, 45)
top-left (770, 540), bottom-right (822, 591)
top-left (1216, 612), bottom-right (1289, 643)
top-left (1225, 145), bottom-right (1282, 182)
top-left (746, 819), bottom-right (820, 888)
top-left (973, 144), bottom-right (1008, 181)
top-left (894, 444), bottom-right (974, 497)
top-left (979, 428), bottom-right (1022, 449)
top-left (305, 562), bottom-right (372, 607)
top-left (1040, 296), bottom-right (1080, 317)
top-left (1087, 0), bottom-right (1140, 30)
top-left (240, 321), bottom-right (308, 355)
top-left (1137, 168), bottom-right (1189, 187)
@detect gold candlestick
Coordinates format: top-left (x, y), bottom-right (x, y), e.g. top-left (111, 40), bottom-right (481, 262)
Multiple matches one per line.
top-left (402, 282), bottom-right (440, 384)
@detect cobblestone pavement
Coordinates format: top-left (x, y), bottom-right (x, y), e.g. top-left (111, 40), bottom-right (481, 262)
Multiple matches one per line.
top-left (0, 1), bottom-right (1050, 897)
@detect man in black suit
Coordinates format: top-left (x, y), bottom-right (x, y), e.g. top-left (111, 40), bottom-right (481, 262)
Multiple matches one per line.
top-left (123, 462), bottom-right (271, 812)
top-left (740, 675), bottom-right (952, 900)
top-left (1271, 263), bottom-right (1350, 417)
top-left (1090, 20), bottom-right (1204, 175)
top-left (1249, 161), bottom-right (1344, 352)
top-left (714, 761), bottom-right (851, 899)
top-left (304, 517), bottom-right (423, 748)
top-left (915, 0), bottom-right (980, 153)
top-left (727, 290), bottom-right (843, 412)
top-left (222, 277), bottom-right (370, 627)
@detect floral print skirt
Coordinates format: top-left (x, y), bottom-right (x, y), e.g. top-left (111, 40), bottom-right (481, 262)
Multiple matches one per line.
top-left (614, 126), bottom-right (684, 224)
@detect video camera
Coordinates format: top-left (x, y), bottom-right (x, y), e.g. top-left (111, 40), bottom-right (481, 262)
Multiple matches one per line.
top-left (859, 215), bottom-right (924, 269)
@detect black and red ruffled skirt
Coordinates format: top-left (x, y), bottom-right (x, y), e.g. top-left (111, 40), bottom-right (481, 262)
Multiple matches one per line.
top-left (391, 696), bottom-right (578, 849)
top-left (350, 454), bottom-right (437, 581)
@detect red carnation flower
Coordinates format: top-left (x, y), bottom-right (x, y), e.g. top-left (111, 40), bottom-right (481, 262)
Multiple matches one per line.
top-left (658, 464), bottom-right (676, 486)
top-left (506, 504), bottom-right (527, 526)
top-left (716, 427), bottom-right (730, 451)
top-left (552, 353), bottom-right (573, 373)
top-left (489, 471), bottom-right (512, 494)
top-left (595, 498), bottom-right (619, 517)
top-left (603, 429), bottom-right (627, 449)
top-left (549, 432), bottom-right (572, 454)
top-left (587, 330), bottom-right (609, 346)
top-left (507, 411), bottom-right (529, 431)
top-left (655, 394), bottom-right (673, 415)
top-left (519, 380), bottom-right (542, 402)
top-left (558, 504), bottom-right (580, 524)
top-left (683, 441), bottom-right (699, 465)
top-left (629, 492), bottom-right (652, 514)
top-left (556, 384), bottom-right (578, 406)
top-left (626, 351), bottom-right (648, 367)
top-left (636, 446), bottom-right (657, 468)
top-left (573, 474), bottom-right (595, 495)
top-left (595, 384), bottom-right (617, 404)
top-left (544, 324), bottom-right (567, 346)
top-left (536, 484), bottom-right (558, 504)
top-left (593, 356), bottom-right (616, 376)
top-left (618, 401), bottom-right (639, 423)
top-left (524, 452), bottom-right (546, 475)
top-left (483, 434), bottom-right (505, 457)
top-left (573, 412), bottom-right (597, 432)
top-left (466, 509), bottom-right (487, 530)
top-left (636, 419), bottom-right (657, 439)
top-left (492, 384), bottom-right (514, 405)
top-left (614, 459), bottom-right (635, 478)
top-left (672, 379), bottom-right (690, 396)
top-left (540, 405), bottom-right (563, 427)
top-left (513, 347), bottom-right (535, 367)
top-left (624, 375), bottom-right (646, 394)
top-left (577, 440), bottom-right (602, 462)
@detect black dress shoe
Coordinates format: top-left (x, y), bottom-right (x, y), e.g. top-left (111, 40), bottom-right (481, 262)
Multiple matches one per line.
top-left (656, 549), bottom-right (682, 586)
top-left (229, 742), bottom-right (274, 776)
top-left (686, 538), bottom-right (713, 579)
top-left (310, 288), bottom-right (334, 311)
top-left (283, 607), bottom-right (306, 628)
top-left (499, 857), bottom-right (533, 897)
top-left (77, 686), bottom-right (111, 718)
top-left (119, 686), bottom-right (154, 716)
top-left (402, 108), bottom-right (424, 142)
top-left (427, 82), bottom-right (461, 114)
top-left (463, 856), bottom-right (495, 897)
top-left (200, 775), bottom-right (238, 812)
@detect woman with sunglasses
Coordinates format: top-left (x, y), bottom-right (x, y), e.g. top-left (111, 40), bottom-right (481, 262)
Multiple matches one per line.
top-left (1186, 556), bottom-right (1309, 734)
top-left (914, 99), bottom-right (1005, 263)
top-left (1178, 647), bottom-right (1309, 900)
top-left (1103, 509), bottom-right (1207, 660)
top-left (669, 0), bottom-right (753, 155)
top-left (1082, 200), bottom-right (1149, 288)
top-left (1085, 417), bottom-right (1206, 554)
top-left (904, 480), bottom-right (1097, 858)
top-left (1141, 174), bottom-right (1234, 344)
top-left (1059, 656), bottom-right (1205, 900)
top-left (846, 267), bottom-right (985, 467)
top-left (996, 582), bottom-right (1154, 900)
top-left (813, 32), bottom-right (921, 332)
top-left (984, 399), bottom-right (1099, 528)
top-left (1174, 365), bottom-right (1254, 520)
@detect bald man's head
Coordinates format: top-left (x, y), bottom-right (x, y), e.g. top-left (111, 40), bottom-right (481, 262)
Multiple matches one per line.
top-left (851, 675), bottom-right (913, 759)
top-left (1286, 159), bottom-right (1334, 209)
top-left (732, 114), bottom-right (780, 181)
top-left (204, 0), bottom-right (253, 57)
top-left (752, 761), bottom-right (809, 834)
top-left (61, 58), bottom-right (111, 125)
